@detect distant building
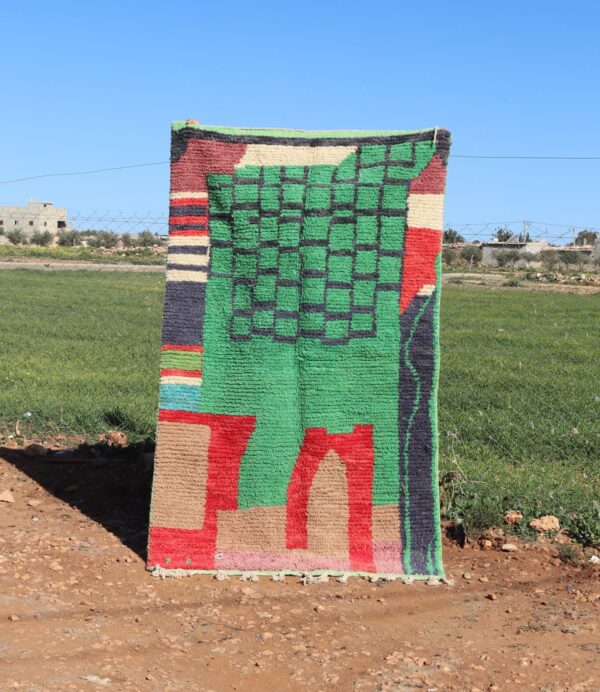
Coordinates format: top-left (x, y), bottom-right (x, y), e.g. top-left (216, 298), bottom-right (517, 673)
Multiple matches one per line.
top-left (480, 237), bottom-right (550, 266)
top-left (0, 199), bottom-right (68, 239)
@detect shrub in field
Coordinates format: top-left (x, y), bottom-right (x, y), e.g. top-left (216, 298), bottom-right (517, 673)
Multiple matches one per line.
top-left (566, 502), bottom-right (600, 547)
top-left (87, 231), bottom-right (119, 249)
top-left (559, 251), bottom-right (580, 269)
top-left (57, 230), bottom-right (82, 247)
top-left (6, 228), bottom-right (27, 245)
top-left (540, 249), bottom-right (559, 269)
top-left (121, 233), bottom-right (134, 248)
top-left (442, 247), bottom-right (458, 265)
top-left (460, 245), bottom-right (482, 267)
top-left (137, 230), bottom-right (158, 247)
top-left (30, 230), bottom-right (53, 246)
top-left (519, 251), bottom-right (540, 266)
top-left (493, 249), bottom-right (520, 267)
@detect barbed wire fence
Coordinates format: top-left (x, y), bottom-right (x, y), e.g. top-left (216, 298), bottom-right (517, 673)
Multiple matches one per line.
top-left (0, 207), bottom-right (598, 247)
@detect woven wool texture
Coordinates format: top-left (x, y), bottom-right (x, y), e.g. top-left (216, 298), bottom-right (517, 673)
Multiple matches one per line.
top-left (148, 123), bottom-right (451, 579)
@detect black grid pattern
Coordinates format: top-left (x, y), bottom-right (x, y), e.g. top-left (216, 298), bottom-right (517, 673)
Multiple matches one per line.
top-left (208, 142), bottom-right (416, 345)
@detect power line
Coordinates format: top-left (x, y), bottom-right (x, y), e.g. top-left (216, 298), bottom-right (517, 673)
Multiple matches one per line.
top-left (2, 152), bottom-right (600, 185)
top-left (0, 161), bottom-right (169, 185)
top-left (452, 154), bottom-right (600, 160)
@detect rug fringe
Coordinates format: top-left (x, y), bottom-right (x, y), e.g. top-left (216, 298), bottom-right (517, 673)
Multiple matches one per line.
top-left (148, 565), bottom-right (447, 584)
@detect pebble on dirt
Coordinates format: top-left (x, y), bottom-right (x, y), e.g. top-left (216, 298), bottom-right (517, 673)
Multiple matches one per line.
top-left (0, 489), bottom-right (15, 503)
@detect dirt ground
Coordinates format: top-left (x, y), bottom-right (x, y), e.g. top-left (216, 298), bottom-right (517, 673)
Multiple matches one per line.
top-left (0, 445), bottom-right (598, 691)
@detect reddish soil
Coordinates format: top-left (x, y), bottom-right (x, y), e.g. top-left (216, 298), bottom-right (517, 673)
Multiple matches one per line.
top-left (0, 446), bottom-right (598, 691)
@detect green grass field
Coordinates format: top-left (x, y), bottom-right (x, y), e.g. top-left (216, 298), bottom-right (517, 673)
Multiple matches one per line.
top-left (0, 269), bottom-right (598, 543)
top-left (0, 244), bottom-right (165, 265)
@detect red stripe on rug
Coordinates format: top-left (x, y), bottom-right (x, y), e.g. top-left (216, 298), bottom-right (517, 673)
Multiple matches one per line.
top-left (169, 215), bottom-right (208, 226)
top-left (161, 344), bottom-right (203, 352)
top-left (160, 369), bottom-right (201, 378)
top-left (170, 198), bottom-right (208, 207)
top-left (169, 229), bottom-right (209, 236)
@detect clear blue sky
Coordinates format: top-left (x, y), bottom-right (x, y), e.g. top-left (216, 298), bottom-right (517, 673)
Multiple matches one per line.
top-left (1, 1), bottom-right (599, 242)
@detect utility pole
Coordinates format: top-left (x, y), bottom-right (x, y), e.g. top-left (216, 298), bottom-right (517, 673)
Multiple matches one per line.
top-left (522, 219), bottom-right (529, 243)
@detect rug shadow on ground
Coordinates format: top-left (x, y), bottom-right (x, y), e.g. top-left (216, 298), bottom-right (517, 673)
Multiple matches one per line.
top-left (0, 443), bottom-right (153, 560)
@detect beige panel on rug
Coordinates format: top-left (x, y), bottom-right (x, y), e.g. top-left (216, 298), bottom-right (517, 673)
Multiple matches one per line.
top-left (306, 450), bottom-right (350, 559)
top-left (372, 504), bottom-right (401, 542)
top-left (150, 421), bottom-right (211, 529)
top-left (216, 506), bottom-right (287, 552)
top-left (237, 145), bottom-right (356, 168)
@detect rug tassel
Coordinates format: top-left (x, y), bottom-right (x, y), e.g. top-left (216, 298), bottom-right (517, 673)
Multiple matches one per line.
top-left (337, 573), bottom-right (350, 584)
top-left (272, 572), bottom-right (286, 582)
top-left (240, 572), bottom-right (259, 582)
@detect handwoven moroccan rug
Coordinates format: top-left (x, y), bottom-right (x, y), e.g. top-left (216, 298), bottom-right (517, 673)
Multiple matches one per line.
top-left (148, 122), bottom-right (451, 580)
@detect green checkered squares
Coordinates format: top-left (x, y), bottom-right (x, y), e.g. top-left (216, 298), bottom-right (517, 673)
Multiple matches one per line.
top-left (358, 165), bottom-right (385, 184)
top-left (259, 217), bottom-right (278, 242)
top-left (354, 279), bottom-right (376, 306)
top-left (282, 183), bottom-right (304, 205)
top-left (326, 287), bottom-right (351, 312)
top-left (275, 318), bottom-right (298, 339)
top-left (258, 245), bottom-right (278, 270)
top-left (236, 165), bottom-right (261, 179)
top-left (209, 187), bottom-right (233, 214)
top-left (234, 253), bottom-right (257, 279)
top-left (356, 216), bottom-right (378, 244)
top-left (334, 153), bottom-right (356, 181)
top-left (329, 222), bottom-right (354, 250)
top-left (355, 249), bottom-right (377, 275)
top-left (360, 145), bottom-right (386, 164)
top-left (278, 221), bottom-right (300, 248)
top-left (232, 215), bottom-right (259, 248)
top-left (234, 283), bottom-right (252, 311)
top-left (255, 274), bottom-right (276, 303)
top-left (211, 143), bottom-right (422, 345)
top-left (254, 308), bottom-right (274, 330)
top-left (211, 246), bottom-right (232, 274)
top-left (325, 318), bottom-right (349, 341)
top-left (328, 255), bottom-right (352, 283)
top-left (263, 167), bottom-right (281, 185)
top-left (351, 311), bottom-right (374, 333)
top-left (303, 216), bottom-right (330, 240)
top-left (305, 187), bottom-right (331, 210)
top-left (333, 184), bottom-right (354, 205)
top-left (389, 142), bottom-right (413, 162)
top-left (279, 252), bottom-right (299, 281)
top-left (301, 277), bottom-right (326, 304)
top-left (235, 183), bottom-right (259, 204)
top-left (378, 255), bottom-right (402, 283)
top-left (300, 245), bottom-right (327, 272)
top-left (260, 187), bottom-right (280, 211)
top-left (357, 187), bottom-right (379, 210)
top-left (276, 285), bottom-right (299, 312)
top-left (210, 218), bottom-right (232, 242)
top-left (307, 166), bottom-right (334, 185)
top-left (284, 166), bottom-right (305, 180)
top-left (299, 310), bottom-right (324, 333)
top-left (232, 314), bottom-right (251, 337)
top-left (382, 184), bottom-right (407, 210)
top-left (380, 216), bottom-right (404, 250)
